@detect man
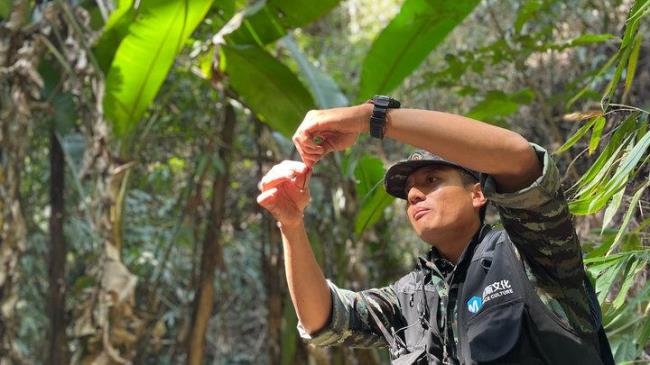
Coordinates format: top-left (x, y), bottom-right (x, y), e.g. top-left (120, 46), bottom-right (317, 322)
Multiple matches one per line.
top-left (256, 96), bottom-right (614, 364)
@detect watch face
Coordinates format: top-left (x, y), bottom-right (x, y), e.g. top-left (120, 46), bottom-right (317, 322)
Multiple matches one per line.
top-left (373, 95), bottom-right (391, 107)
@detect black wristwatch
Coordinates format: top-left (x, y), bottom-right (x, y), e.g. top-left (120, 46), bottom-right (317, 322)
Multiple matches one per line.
top-left (369, 95), bottom-right (401, 139)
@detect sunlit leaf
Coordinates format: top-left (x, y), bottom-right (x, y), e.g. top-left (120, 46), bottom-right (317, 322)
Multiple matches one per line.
top-left (555, 116), bottom-right (598, 153)
top-left (622, 0), bottom-right (648, 46)
top-left (627, 0), bottom-right (650, 23)
top-left (94, 0), bottom-right (137, 73)
top-left (219, 44), bottom-right (315, 137)
top-left (588, 116), bottom-right (606, 155)
top-left (573, 115), bottom-right (637, 191)
top-left (104, 0), bottom-right (214, 139)
top-left (358, 0), bottom-right (480, 99)
top-left (576, 136), bottom-right (633, 199)
top-left (571, 130), bottom-right (650, 214)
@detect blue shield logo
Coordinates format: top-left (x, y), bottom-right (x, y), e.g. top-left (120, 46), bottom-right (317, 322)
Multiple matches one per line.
top-left (467, 296), bottom-right (483, 314)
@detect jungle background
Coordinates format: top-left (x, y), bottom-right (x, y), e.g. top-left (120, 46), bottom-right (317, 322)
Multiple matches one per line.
top-left (0, 0), bottom-right (648, 364)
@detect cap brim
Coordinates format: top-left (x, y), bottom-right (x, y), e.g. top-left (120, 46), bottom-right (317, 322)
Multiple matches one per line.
top-left (384, 160), bottom-right (470, 200)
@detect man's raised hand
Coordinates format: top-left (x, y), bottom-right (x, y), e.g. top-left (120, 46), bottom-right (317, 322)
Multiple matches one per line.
top-left (257, 161), bottom-right (312, 227)
top-left (292, 104), bottom-right (372, 167)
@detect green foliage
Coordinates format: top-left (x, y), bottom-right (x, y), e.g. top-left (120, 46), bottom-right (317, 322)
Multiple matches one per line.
top-left (10, 0), bottom-right (650, 363)
top-left (466, 89), bottom-right (534, 127)
top-left (556, 116), bottom-right (601, 153)
top-left (93, 0), bottom-right (138, 73)
top-left (104, 0), bottom-right (213, 140)
top-left (586, 249), bottom-right (650, 362)
top-left (561, 1), bottom-right (650, 360)
top-left (353, 155), bottom-right (394, 236)
top-left (282, 36), bottom-right (348, 109)
top-left (514, 0), bottom-right (549, 33)
top-left (358, 0), bottom-right (480, 100)
top-left (218, 44), bottom-right (316, 137)
top-left (0, 0), bottom-right (11, 20)
top-left (600, 0), bottom-right (647, 109)
top-left (223, 0), bottom-right (340, 46)
top-left (569, 125), bottom-right (649, 215)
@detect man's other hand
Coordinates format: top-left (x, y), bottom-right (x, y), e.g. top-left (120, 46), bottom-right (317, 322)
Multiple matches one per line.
top-left (292, 104), bottom-right (372, 167)
top-left (257, 161), bottom-right (312, 227)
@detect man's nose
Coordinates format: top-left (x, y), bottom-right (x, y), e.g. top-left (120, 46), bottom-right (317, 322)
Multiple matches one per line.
top-left (407, 186), bottom-right (425, 205)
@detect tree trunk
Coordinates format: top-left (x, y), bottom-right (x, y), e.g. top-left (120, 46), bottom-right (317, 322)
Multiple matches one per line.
top-left (0, 1), bottom-right (45, 362)
top-left (263, 222), bottom-right (284, 365)
top-left (51, 1), bottom-right (144, 360)
top-left (186, 102), bottom-right (236, 365)
top-left (47, 130), bottom-right (68, 365)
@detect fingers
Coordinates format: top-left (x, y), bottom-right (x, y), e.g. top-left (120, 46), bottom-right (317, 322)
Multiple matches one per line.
top-left (292, 132), bottom-right (330, 167)
top-left (256, 187), bottom-right (286, 220)
top-left (293, 111), bottom-right (330, 167)
top-left (256, 187), bottom-right (278, 206)
top-left (258, 161), bottom-right (309, 192)
top-left (296, 166), bottom-right (311, 190)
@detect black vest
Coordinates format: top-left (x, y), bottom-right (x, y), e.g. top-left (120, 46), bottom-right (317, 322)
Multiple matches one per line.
top-left (385, 225), bottom-right (614, 365)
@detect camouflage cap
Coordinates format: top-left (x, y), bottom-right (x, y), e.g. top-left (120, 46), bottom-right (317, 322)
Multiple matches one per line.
top-left (384, 149), bottom-right (481, 199)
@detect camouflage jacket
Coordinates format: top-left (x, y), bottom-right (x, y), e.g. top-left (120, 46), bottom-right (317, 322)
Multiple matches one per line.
top-left (298, 143), bottom-right (597, 361)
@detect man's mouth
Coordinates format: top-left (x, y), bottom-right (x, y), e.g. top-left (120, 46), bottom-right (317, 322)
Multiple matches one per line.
top-left (412, 207), bottom-right (430, 221)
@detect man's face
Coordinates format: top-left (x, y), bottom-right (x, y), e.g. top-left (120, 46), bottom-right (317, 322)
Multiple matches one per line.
top-left (404, 165), bottom-right (482, 244)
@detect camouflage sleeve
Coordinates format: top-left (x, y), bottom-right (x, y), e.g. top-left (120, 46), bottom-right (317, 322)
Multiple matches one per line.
top-left (481, 143), bottom-right (584, 287)
top-left (297, 280), bottom-right (405, 348)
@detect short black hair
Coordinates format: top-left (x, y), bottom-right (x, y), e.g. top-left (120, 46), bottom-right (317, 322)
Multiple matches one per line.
top-left (455, 169), bottom-right (488, 223)
top-left (458, 169), bottom-right (479, 187)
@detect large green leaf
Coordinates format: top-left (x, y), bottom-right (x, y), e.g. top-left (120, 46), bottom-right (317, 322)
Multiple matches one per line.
top-left (104, 0), bottom-right (213, 139)
top-left (223, 0), bottom-right (340, 46)
top-left (353, 155), bottom-right (394, 236)
top-left (94, 0), bottom-right (138, 73)
top-left (282, 35), bottom-right (348, 109)
top-left (358, 0), bottom-right (480, 99)
top-left (219, 44), bottom-right (315, 137)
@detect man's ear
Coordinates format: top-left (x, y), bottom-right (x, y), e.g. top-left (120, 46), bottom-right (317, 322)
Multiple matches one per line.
top-left (471, 182), bottom-right (487, 209)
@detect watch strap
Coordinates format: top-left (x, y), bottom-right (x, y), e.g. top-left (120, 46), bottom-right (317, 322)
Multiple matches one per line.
top-left (369, 95), bottom-right (401, 139)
